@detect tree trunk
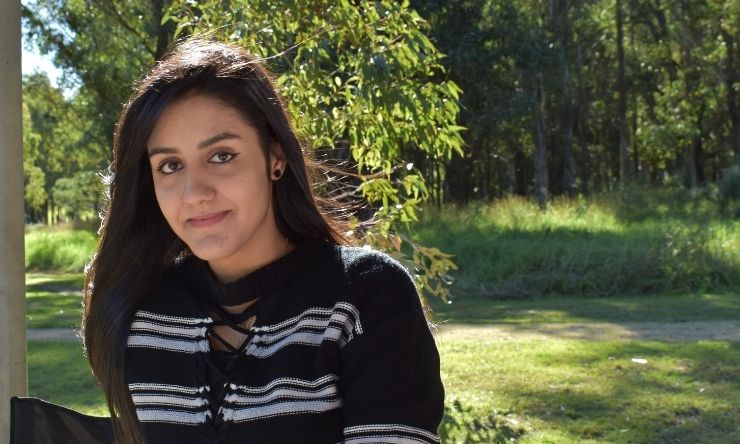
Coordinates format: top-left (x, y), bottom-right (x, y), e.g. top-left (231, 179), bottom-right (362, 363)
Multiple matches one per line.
top-left (574, 25), bottom-right (590, 195)
top-left (534, 74), bottom-right (549, 209)
top-left (723, 30), bottom-right (740, 164)
top-left (514, 146), bottom-right (527, 196)
top-left (151, 0), bottom-right (175, 59)
top-left (444, 150), bottom-right (471, 203)
top-left (629, 3), bottom-right (640, 180)
top-left (616, 0), bottom-right (630, 182)
top-left (559, 0), bottom-right (576, 198)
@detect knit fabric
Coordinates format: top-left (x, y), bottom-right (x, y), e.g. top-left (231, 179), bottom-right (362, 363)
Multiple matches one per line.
top-left (125, 238), bottom-right (445, 443)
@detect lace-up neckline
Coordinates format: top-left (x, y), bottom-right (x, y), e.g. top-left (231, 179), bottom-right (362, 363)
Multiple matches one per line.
top-left (186, 238), bottom-right (325, 356)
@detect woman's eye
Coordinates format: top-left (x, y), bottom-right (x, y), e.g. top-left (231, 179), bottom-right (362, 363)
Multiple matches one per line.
top-left (210, 152), bottom-right (237, 163)
top-left (158, 160), bottom-right (182, 174)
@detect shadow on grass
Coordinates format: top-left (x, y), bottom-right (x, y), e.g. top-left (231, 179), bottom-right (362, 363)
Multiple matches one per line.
top-left (27, 341), bottom-right (107, 416)
top-left (26, 273), bottom-right (84, 293)
top-left (473, 340), bottom-right (740, 443)
top-left (26, 292), bottom-right (84, 329)
top-left (26, 273), bottom-right (85, 329)
top-left (429, 292), bottom-right (740, 325)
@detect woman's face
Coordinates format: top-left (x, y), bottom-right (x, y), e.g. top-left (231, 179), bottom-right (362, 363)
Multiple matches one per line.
top-left (147, 93), bottom-right (286, 280)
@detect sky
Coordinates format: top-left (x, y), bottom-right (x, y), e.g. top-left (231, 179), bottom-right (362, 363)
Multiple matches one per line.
top-left (22, 42), bottom-right (63, 85)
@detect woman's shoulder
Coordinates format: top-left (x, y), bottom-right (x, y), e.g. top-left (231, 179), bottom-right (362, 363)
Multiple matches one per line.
top-left (335, 243), bottom-right (413, 283)
top-left (330, 243), bottom-right (423, 315)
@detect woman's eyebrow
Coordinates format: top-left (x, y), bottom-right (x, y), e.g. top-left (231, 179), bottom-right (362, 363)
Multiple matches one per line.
top-left (148, 132), bottom-right (242, 157)
top-left (197, 132), bottom-right (241, 149)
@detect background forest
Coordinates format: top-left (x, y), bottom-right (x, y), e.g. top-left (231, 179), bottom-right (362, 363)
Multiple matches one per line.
top-left (22, 0), bottom-right (740, 221)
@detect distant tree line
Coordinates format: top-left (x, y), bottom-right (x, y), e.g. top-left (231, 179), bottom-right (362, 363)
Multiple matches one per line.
top-left (22, 0), bottom-right (740, 224)
top-left (411, 0), bottom-right (740, 207)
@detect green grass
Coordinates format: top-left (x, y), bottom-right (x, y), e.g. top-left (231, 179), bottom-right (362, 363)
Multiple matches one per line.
top-left (26, 273), bottom-right (85, 329)
top-left (27, 341), bottom-right (107, 416)
top-left (25, 228), bottom-right (97, 272)
top-left (409, 189), bottom-right (740, 300)
top-left (429, 292), bottom-right (740, 324)
top-left (438, 335), bottom-right (740, 443)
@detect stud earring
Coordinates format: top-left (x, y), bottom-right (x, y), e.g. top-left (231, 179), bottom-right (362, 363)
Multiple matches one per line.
top-left (273, 169), bottom-right (282, 179)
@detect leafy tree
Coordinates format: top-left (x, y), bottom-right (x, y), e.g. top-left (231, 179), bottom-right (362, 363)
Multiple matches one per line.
top-left (23, 0), bottom-right (176, 158)
top-left (52, 171), bottom-right (103, 220)
top-left (22, 101), bottom-right (47, 220)
top-left (165, 0), bottom-right (463, 301)
top-left (410, 0), bottom-right (739, 203)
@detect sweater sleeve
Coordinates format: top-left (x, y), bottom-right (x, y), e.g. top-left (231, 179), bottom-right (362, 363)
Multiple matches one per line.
top-left (338, 248), bottom-right (445, 443)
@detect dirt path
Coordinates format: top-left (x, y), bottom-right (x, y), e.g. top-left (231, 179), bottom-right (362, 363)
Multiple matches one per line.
top-left (27, 328), bottom-right (81, 342)
top-left (434, 320), bottom-right (740, 342)
top-left (28, 320), bottom-right (740, 343)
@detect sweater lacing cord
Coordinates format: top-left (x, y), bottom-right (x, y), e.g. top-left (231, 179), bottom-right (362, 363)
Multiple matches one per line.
top-left (205, 300), bottom-right (260, 355)
top-left (200, 298), bottom-right (261, 433)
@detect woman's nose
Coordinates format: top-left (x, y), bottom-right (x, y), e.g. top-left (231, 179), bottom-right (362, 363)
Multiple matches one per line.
top-left (181, 168), bottom-right (216, 205)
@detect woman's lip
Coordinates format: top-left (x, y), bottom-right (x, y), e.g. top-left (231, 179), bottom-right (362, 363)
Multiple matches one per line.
top-left (187, 211), bottom-right (229, 228)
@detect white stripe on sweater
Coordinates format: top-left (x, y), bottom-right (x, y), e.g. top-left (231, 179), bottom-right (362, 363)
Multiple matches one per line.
top-left (127, 334), bottom-right (209, 353)
top-left (135, 408), bottom-right (210, 425)
top-left (344, 424), bottom-right (440, 444)
top-left (221, 399), bottom-right (342, 423)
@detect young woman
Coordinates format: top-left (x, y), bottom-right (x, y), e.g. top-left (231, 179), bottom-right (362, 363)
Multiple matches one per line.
top-left (83, 38), bottom-right (444, 443)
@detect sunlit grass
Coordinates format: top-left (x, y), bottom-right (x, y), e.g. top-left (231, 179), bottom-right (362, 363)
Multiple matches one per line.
top-left (410, 189), bottom-right (740, 299)
top-left (438, 337), bottom-right (740, 443)
top-left (25, 228), bottom-right (97, 272)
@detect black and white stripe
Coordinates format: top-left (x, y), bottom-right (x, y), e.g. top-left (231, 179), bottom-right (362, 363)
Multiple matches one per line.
top-left (127, 311), bottom-right (211, 353)
top-left (220, 374), bottom-right (342, 423)
top-left (343, 424), bottom-right (441, 444)
top-left (127, 303), bottom-right (362, 357)
top-left (129, 383), bottom-right (211, 425)
top-left (245, 302), bottom-right (362, 358)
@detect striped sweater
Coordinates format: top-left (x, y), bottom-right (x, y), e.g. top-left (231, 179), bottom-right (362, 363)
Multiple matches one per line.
top-left (125, 238), bottom-right (445, 443)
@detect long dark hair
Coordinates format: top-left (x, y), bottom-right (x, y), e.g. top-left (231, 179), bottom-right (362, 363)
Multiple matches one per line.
top-left (83, 38), bottom-right (353, 443)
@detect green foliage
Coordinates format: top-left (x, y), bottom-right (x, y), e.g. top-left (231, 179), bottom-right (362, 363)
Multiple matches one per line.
top-left (23, 0), bottom-right (174, 151)
top-left (165, 0), bottom-right (464, 300)
top-left (22, 72), bottom-right (107, 223)
top-left (25, 229), bottom-right (97, 272)
top-left (52, 171), bottom-right (104, 221)
top-left (410, 0), bottom-right (740, 200)
top-left (22, 0), bottom-right (175, 223)
top-left (440, 399), bottom-right (525, 444)
top-left (718, 164), bottom-right (740, 217)
top-left (409, 189), bottom-right (740, 299)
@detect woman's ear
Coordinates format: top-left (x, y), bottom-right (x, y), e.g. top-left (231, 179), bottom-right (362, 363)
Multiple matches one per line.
top-left (269, 142), bottom-right (287, 180)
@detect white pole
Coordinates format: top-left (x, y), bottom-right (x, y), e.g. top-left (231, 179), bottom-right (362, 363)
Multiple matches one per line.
top-left (0, 0), bottom-right (27, 441)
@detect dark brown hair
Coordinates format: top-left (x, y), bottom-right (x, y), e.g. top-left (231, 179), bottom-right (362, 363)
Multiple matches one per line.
top-left (83, 38), bottom-right (352, 443)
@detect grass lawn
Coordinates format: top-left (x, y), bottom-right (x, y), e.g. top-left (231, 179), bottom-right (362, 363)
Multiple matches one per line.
top-left (27, 341), bottom-right (107, 416)
top-left (26, 273), bottom-right (85, 329)
top-left (428, 292), bottom-right (740, 325)
top-left (438, 334), bottom-right (740, 443)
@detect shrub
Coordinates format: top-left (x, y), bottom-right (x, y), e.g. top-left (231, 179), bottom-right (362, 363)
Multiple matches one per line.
top-left (25, 229), bottom-right (97, 272)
